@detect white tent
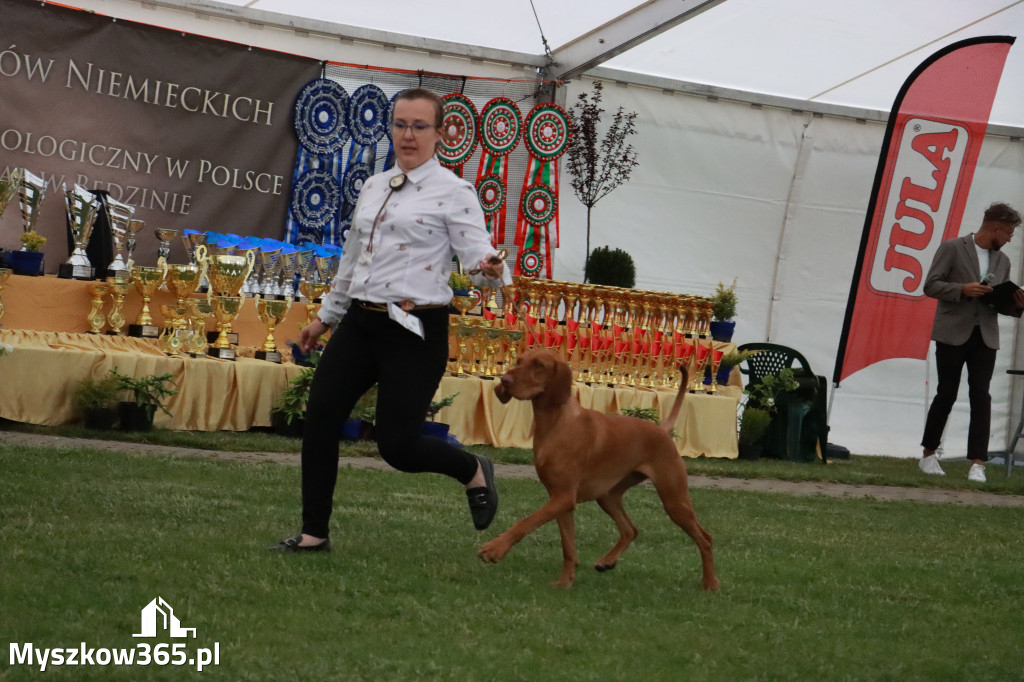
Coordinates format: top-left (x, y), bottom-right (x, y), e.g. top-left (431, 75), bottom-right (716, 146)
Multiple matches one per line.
top-left (59, 0), bottom-right (1024, 459)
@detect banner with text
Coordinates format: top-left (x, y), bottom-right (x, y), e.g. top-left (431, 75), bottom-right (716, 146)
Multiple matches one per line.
top-left (0, 0), bottom-right (320, 267)
top-left (833, 36), bottom-right (1015, 385)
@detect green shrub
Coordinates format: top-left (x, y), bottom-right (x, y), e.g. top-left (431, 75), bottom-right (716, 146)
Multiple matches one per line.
top-left (584, 246), bottom-right (636, 288)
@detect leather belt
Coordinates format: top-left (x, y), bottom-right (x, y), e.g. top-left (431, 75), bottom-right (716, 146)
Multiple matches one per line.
top-left (354, 299), bottom-right (448, 313)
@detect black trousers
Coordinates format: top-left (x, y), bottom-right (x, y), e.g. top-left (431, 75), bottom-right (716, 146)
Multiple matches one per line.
top-left (921, 326), bottom-right (996, 461)
top-left (300, 304), bottom-right (477, 538)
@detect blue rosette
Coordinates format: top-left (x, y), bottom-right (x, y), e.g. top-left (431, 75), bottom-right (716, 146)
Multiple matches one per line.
top-left (348, 84), bottom-right (389, 146)
top-left (290, 169), bottom-right (341, 231)
top-left (294, 79), bottom-right (351, 155)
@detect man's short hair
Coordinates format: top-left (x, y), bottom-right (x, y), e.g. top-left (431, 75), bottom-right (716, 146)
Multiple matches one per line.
top-left (983, 202), bottom-right (1022, 227)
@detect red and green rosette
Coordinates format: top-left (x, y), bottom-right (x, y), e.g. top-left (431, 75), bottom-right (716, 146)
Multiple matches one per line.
top-left (475, 97), bottom-right (522, 248)
top-left (515, 102), bottom-right (570, 277)
top-left (438, 93), bottom-right (479, 177)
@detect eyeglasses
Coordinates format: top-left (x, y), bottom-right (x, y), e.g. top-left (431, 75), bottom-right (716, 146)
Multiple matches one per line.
top-left (392, 120), bottom-right (436, 135)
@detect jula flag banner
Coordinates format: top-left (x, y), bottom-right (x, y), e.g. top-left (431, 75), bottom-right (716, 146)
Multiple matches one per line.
top-left (833, 36), bottom-right (1015, 385)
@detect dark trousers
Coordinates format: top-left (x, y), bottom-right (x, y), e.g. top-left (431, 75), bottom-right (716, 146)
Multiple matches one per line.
top-left (300, 304), bottom-right (477, 538)
top-left (921, 326), bottom-right (996, 461)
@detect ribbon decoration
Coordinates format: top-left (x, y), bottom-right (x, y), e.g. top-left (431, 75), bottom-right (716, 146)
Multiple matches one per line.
top-left (475, 97), bottom-right (522, 248)
top-left (287, 78), bottom-right (350, 245)
top-left (514, 103), bottom-right (571, 278)
top-left (337, 84), bottom-right (389, 244)
top-left (439, 93), bottom-right (479, 178)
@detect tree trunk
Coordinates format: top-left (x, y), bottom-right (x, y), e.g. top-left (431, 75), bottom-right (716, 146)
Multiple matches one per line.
top-left (584, 204), bottom-right (593, 282)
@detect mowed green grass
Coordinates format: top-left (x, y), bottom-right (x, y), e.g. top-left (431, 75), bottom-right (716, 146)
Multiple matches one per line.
top-left (2, 442), bottom-right (1023, 681)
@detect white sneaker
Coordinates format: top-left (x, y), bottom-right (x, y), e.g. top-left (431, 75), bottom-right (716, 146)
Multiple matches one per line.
top-left (968, 463), bottom-right (987, 483)
top-left (919, 454), bottom-right (946, 475)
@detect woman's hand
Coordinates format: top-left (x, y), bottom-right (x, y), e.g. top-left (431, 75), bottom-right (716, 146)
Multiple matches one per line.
top-left (298, 318), bottom-right (330, 353)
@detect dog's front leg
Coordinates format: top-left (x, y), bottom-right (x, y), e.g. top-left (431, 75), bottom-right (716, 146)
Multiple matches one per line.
top-left (553, 511), bottom-right (578, 589)
top-left (479, 494), bottom-right (576, 565)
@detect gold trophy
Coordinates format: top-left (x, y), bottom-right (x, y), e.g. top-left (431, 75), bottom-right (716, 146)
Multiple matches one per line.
top-left (184, 298), bottom-right (213, 356)
top-left (0, 168), bottom-right (23, 219)
top-left (158, 304), bottom-right (189, 355)
top-left (128, 263), bottom-right (168, 338)
top-left (125, 219), bottom-right (146, 270)
top-left (182, 230), bottom-right (209, 290)
top-left (502, 327), bottom-right (525, 371)
top-left (0, 267), bottom-right (10, 326)
top-left (691, 343), bottom-right (711, 393)
top-left (102, 195), bottom-right (135, 278)
top-left (298, 256), bottom-right (329, 326)
top-left (18, 169), bottom-right (46, 241)
top-left (452, 292), bottom-right (476, 319)
top-left (106, 276), bottom-right (131, 335)
top-left (85, 280), bottom-right (109, 333)
top-left (209, 296), bottom-right (242, 359)
top-left (483, 326), bottom-right (505, 377)
top-left (154, 228), bottom-right (178, 268)
top-left (453, 323), bottom-right (480, 377)
top-left (196, 244), bottom-right (255, 359)
top-left (255, 296), bottom-right (292, 363)
top-left (59, 185), bottom-right (101, 280)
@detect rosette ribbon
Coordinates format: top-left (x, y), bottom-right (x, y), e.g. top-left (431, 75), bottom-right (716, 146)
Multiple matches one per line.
top-left (438, 93), bottom-right (479, 178)
top-left (475, 97), bottom-right (522, 248)
top-left (287, 77), bottom-right (350, 245)
top-left (338, 84), bottom-right (389, 236)
top-left (514, 103), bottom-right (571, 278)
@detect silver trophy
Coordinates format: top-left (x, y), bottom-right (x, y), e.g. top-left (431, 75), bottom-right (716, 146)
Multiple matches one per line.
top-left (0, 168), bottom-right (23, 219)
top-left (155, 228), bottom-right (179, 267)
top-left (59, 185), bottom-right (101, 280)
top-left (18, 169), bottom-right (47, 245)
top-left (103, 196), bottom-right (135, 277)
top-left (182, 230), bottom-right (209, 290)
top-left (258, 248), bottom-right (282, 298)
top-left (280, 249), bottom-right (300, 299)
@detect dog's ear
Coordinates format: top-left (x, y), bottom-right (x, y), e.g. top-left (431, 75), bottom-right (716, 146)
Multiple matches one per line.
top-left (494, 381), bottom-right (512, 404)
top-left (539, 354), bottom-right (573, 406)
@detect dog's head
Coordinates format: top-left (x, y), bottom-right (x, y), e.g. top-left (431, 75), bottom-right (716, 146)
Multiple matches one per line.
top-left (495, 348), bottom-right (573, 406)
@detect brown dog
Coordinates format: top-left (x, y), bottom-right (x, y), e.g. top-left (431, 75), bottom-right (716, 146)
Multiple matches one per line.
top-left (480, 348), bottom-right (719, 590)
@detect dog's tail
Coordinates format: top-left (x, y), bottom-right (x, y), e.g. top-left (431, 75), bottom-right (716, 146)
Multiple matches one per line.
top-left (660, 365), bottom-right (689, 431)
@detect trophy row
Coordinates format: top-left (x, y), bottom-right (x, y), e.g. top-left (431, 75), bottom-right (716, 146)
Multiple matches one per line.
top-left (82, 245), bottom-right (339, 363)
top-left (446, 277), bottom-right (729, 392)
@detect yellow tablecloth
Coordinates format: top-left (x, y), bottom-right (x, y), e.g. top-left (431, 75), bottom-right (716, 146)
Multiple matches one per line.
top-left (434, 375), bottom-right (739, 458)
top-left (0, 329), bottom-right (305, 431)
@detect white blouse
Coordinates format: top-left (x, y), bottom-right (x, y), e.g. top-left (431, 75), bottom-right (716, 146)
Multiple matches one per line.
top-left (317, 157), bottom-right (507, 327)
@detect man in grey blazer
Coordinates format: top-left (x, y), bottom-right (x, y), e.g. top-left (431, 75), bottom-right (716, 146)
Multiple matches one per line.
top-left (920, 202), bottom-right (1024, 482)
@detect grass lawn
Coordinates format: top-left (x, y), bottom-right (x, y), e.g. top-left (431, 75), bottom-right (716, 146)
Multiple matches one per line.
top-left (2, 440), bottom-right (1023, 681)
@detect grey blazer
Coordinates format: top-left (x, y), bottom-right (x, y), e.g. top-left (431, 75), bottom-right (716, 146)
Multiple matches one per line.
top-left (923, 233), bottom-right (1020, 349)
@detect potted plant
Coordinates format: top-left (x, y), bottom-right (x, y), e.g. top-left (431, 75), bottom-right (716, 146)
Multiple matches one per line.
top-left (709, 279), bottom-right (738, 342)
top-left (109, 367), bottom-right (178, 431)
top-left (584, 246), bottom-right (636, 288)
top-left (707, 348), bottom-right (754, 388)
top-left (738, 367), bottom-right (800, 460)
top-left (448, 270), bottom-right (473, 296)
top-left (620, 405), bottom-right (677, 439)
top-left (8, 231), bottom-right (47, 276)
top-left (737, 405), bottom-right (771, 460)
top-left (73, 374), bottom-right (122, 430)
top-left (271, 350), bottom-right (320, 437)
top-left (422, 392), bottom-right (458, 439)
top-left (342, 384), bottom-right (378, 441)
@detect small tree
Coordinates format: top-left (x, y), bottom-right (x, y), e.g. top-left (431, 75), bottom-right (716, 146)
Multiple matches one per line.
top-left (564, 81), bottom-right (639, 277)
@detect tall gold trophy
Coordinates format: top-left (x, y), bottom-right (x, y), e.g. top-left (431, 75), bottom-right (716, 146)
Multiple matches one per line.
top-left (196, 244), bottom-right (255, 360)
top-left (106, 276), bottom-right (131, 335)
top-left (128, 263), bottom-right (169, 338)
top-left (85, 280), bottom-right (109, 333)
top-left (255, 296), bottom-right (291, 363)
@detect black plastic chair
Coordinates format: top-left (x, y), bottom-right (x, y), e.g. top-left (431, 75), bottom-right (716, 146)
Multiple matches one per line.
top-left (737, 343), bottom-right (829, 463)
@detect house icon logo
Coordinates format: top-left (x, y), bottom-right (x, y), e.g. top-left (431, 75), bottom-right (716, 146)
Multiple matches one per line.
top-left (133, 597), bottom-right (196, 639)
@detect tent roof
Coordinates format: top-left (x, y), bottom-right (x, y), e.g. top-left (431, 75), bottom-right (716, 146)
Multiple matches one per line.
top-left (213, 0), bottom-right (1024, 129)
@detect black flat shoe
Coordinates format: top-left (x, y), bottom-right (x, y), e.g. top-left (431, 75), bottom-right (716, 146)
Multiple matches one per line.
top-left (466, 455), bottom-right (498, 531)
top-left (267, 534), bottom-right (331, 553)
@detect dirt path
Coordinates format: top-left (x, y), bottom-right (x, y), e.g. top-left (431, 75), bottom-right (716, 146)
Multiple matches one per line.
top-left (4, 430), bottom-right (1024, 508)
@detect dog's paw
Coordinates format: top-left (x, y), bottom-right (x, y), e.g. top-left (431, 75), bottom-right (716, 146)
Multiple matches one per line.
top-left (703, 575), bottom-right (721, 592)
top-left (478, 540), bottom-right (508, 564)
top-left (551, 576), bottom-right (575, 589)
top-left (594, 561), bottom-right (616, 573)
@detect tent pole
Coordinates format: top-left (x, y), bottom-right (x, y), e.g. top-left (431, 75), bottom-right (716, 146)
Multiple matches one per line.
top-left (764, 115), bottom-right (814, 341)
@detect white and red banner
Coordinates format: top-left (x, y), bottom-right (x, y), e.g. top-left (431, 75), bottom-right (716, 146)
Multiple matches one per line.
top-left (833, 36), bottom-right (1015, 385)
